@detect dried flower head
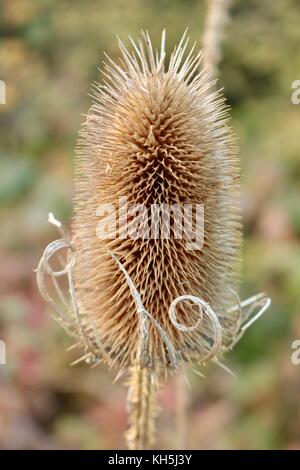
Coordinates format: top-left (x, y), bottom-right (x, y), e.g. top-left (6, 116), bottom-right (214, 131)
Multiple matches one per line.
top-left (70, 30), bottom-right (241, 372)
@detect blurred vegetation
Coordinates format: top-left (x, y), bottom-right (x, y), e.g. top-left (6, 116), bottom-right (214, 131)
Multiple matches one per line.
top-left (0, 0), bottom-right (300, 449)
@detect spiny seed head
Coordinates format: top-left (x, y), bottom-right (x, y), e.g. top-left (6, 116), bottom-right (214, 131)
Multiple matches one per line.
top-left (72, 31), bottom-right (241, 372)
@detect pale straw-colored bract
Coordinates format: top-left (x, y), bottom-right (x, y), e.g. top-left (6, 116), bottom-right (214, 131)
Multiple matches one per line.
top-left (36, 212), bottom-right (270, 375)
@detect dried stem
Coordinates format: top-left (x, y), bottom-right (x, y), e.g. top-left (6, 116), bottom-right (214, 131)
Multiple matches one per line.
top-left (202, 0), bottom-right (232, 73)
top-left (126, 365), bottom-right (159, 450)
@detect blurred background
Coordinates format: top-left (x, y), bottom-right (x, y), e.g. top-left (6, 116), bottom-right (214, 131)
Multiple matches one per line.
top-left (0, 0), bottom-right (300, 450)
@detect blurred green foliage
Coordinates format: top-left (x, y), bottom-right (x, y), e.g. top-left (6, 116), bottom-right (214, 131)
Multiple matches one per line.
top-left (0, 0), bottom-right (300, 450)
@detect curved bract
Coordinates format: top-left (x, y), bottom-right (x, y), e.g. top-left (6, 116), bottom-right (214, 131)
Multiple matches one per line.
top-left (71, 31), bottom-right (241, 372)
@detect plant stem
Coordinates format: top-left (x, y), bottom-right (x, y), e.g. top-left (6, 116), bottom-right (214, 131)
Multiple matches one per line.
top-left (126, 365), bottom-right (159, 450)
top-left (202, 0), bottom-right (232, 73)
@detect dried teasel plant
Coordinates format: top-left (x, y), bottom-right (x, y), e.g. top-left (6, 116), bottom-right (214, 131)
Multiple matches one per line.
top-left (202, 0), bottom-right (232, 74)
top-left (36, 29), bottom-right (271, 450)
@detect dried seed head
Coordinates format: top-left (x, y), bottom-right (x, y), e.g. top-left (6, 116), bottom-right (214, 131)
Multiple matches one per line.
top-left (71, 31), bottom-right (241, 372)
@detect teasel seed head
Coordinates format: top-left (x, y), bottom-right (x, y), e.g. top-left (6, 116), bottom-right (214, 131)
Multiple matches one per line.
top-left (71, 30), bottom-right (241, 374)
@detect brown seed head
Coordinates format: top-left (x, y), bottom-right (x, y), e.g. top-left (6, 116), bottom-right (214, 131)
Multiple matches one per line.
top-left (72, 31), bottom-right (241, 372)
